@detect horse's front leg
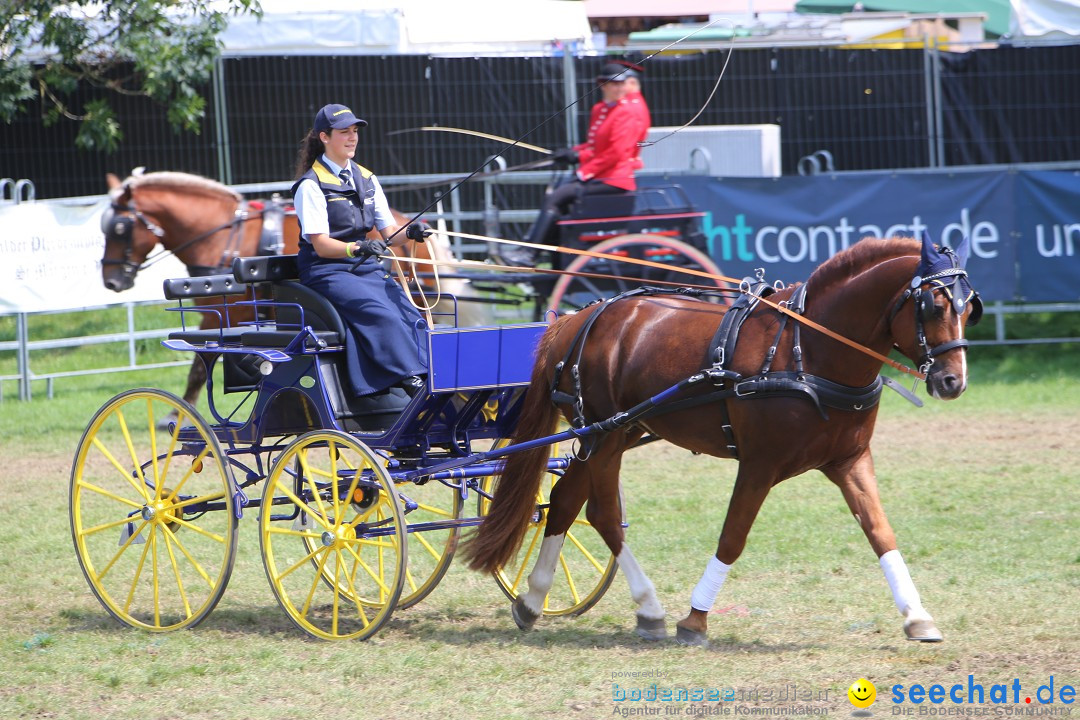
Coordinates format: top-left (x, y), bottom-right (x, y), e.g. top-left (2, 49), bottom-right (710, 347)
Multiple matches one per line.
top-left (824, 450), bottom-right (943, 642)
top-left (676, 467), bottom-right (773, 647)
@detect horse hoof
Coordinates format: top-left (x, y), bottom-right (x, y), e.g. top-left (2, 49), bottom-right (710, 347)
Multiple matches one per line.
top-left (675, 625), bottom-right (709, 648)
top-left (904, 618), bottom-right (943, 642)
top-left (511, 598), bottom-right (540, 631)
top-left (635, 615), bottom-right (667, 641)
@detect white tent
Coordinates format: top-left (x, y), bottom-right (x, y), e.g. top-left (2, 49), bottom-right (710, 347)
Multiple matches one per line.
top-left (219, 0), bottom-right (597, 56)
top-left (1008, 0), bottom-right (1080, 41)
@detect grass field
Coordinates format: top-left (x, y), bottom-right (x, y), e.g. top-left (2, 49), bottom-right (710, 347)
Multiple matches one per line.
top-left (0, 338), bottom-right (1078, 720)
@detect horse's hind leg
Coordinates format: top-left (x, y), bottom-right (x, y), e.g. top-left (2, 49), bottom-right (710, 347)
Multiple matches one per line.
top-left (514, 434), bottom-right (669, 640)
top-left (823, 449), bottom-right (942, 642)
top-left (675, 465), bottom-right (774, 647)
top-left (511, 466), bottom-right (587, 630)
top-left (583, 461), bottom-right (668, 641)
top-left (574, 433), bottom-right (667, 640)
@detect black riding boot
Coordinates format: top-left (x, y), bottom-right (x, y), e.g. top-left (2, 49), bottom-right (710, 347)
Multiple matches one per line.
top-left (502, 209), bottom-right (560, 267)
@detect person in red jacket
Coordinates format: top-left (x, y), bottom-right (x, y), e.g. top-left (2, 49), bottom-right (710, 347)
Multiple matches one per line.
top-left (501, 62), bottom-right (649, 268)
top-left (622, 61), bottom-right (652, 142)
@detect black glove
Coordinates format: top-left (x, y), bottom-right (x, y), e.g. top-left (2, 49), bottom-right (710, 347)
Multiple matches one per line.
top-left (354, 238), bottom-right (388, 259)
top-left (552, 147), bottom-right (579, 169)
top-left (405, 223), bottom-right (430, 242)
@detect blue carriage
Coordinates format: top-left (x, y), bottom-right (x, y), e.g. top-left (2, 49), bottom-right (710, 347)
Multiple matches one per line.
top-left (69, 256), bottom-right (617, 640)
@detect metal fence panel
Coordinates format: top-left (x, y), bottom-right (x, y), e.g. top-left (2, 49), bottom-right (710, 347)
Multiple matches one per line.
top-left (939, 44), bottom-right (1080, 166)
top-left (4, 42), bottom-right (1080, 199)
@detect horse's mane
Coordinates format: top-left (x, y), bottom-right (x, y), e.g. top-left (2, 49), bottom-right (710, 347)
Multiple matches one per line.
top-left (808, 236), bottom-right (920, 289)
top-left (128, 171), bottom-right (241, 203)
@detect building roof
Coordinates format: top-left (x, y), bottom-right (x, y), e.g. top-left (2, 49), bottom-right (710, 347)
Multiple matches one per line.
top-left (794, 0), bottom-right (1010, 37)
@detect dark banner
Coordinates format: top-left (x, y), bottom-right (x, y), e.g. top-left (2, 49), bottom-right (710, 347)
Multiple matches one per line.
top-left (642, 169), bottom-right (1080, 303)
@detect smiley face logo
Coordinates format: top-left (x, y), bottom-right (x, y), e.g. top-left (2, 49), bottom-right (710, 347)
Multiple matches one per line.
top-left (848, 678), bottom-right (877, 709)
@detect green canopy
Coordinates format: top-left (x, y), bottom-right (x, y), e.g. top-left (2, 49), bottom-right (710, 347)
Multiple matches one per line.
top-left (794, 0), bottom-right (1011, 37)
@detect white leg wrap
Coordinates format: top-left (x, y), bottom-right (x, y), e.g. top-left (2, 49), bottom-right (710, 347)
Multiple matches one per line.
top-left (616, 545), bottom-right (665, 620)
top-left (520, 533), bottom-right (565, 614)
top-left (879, 549), bottom-right (925, 616)
top-left (689, 555), bottom-right (732, 612)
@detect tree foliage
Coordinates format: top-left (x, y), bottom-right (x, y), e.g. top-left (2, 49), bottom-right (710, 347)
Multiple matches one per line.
top-left (0, 0), bottom-right (261, 152)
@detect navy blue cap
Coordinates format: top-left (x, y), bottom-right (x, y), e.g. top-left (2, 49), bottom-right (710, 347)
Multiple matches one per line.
top-left (314, 104), bottom-right (367, 134)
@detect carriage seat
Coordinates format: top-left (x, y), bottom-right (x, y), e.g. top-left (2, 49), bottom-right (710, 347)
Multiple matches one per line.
top-left (566, 185), bottom-right (698, 222)
top-left (163, 264), bottom-right (344, 350)
top-left (163, 275), bottom-right (254, 346)
top-left (229, 256), bottom-right (347, 349)
top-left (567, 192), bottom-right (636, 220)
top-left (242, 281), bottom-right (346, 348)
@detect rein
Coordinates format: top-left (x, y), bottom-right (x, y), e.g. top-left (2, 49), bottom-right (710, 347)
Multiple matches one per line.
top-left (383, 252), bottom-right (739, 294)
top-left (437, 229), bottom-right (931, 381)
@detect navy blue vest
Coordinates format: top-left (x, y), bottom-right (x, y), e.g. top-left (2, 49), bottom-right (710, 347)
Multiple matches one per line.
top-left (291, 159), bottom-right (377, 243)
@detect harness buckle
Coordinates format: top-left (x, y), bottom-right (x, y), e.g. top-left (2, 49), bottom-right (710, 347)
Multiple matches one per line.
top-left (734, 379), bottom-right (758, 398)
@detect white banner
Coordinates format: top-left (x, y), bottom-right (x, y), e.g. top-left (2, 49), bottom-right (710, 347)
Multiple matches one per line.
top-left (0, 199), bottom-right (187, 314)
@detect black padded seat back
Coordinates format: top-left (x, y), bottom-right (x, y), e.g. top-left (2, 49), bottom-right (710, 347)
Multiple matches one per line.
top-left (632, 185), bottom-right (696, 215)
top-left (568, 192), bottom-right (637, 220)
top-left (163, 274), bottom-right (247, 300)
top-left (273, 280), bottom-right (347, 338)
top-left (232, 255), bottom-right (300, 284)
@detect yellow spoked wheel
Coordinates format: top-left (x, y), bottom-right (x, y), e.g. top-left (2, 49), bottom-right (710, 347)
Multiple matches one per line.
top-left (396, 480), bottom-right (463, 609)
top-left (260, 430), bottom-right (406, 640)
top-left (479, 439), bottom-right (618, 616)
top-left (69, 389), bottom-right (238, 632)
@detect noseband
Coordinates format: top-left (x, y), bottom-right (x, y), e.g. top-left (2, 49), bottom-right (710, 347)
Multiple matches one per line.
top-left (888, 246), bottom-right (983, 374)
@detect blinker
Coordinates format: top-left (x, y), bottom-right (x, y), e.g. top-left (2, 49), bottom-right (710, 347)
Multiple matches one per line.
top-left (100, 206), bottom-right (115, 234)
top-left (918, 289), bottom-right (936, 318)
top-left (966, 294), bottom-right (983, 326)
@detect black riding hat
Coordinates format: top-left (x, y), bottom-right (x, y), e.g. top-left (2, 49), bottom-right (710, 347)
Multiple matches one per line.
top-left (596, 61), bottom-right (641, 83)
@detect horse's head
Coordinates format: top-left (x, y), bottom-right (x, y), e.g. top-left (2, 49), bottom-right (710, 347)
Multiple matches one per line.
top-left (101, 172), bottom-right (165, 292)
top-left (889, 232), bottom-right (982, 400)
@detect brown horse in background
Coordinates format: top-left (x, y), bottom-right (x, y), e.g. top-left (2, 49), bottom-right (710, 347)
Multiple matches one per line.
top-left (465, 233), bottom-right (982, 646)
top-left (101, 170), bottom-right (460, 411)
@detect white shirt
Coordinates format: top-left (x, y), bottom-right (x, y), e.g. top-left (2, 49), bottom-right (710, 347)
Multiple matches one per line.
top-left (294, 155), bottom-right (394, 240)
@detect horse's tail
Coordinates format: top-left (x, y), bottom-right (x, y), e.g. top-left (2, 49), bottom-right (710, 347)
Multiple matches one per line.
top-left (464, 321), bottom-right (570, 574)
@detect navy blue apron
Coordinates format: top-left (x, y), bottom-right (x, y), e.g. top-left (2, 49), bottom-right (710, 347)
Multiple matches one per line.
top-left (298, 247), bottom-right (428, 396)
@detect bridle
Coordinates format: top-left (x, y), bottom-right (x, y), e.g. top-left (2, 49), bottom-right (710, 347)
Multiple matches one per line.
top-left (100, 200), bottom-right (166, 282)
top-left (888, 246), bottom-right (983, 375)
top-left (101, 193), bottom-right (256, 281)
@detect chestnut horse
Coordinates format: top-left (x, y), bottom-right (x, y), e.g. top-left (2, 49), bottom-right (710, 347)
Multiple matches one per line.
top-left (465, 233), bottom-right (982, 646)
top-left (101, 170), bottom-right (481, 410)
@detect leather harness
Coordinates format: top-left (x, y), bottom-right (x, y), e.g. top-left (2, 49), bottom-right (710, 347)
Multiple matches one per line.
top-left (548, 276), bottom-right (928, 460)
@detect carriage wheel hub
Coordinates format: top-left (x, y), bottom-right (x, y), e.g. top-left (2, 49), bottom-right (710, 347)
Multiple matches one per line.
top-left (321, 525), bottom-right (356, 548)
top-left (140, 494), bottom-right (179, 530)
